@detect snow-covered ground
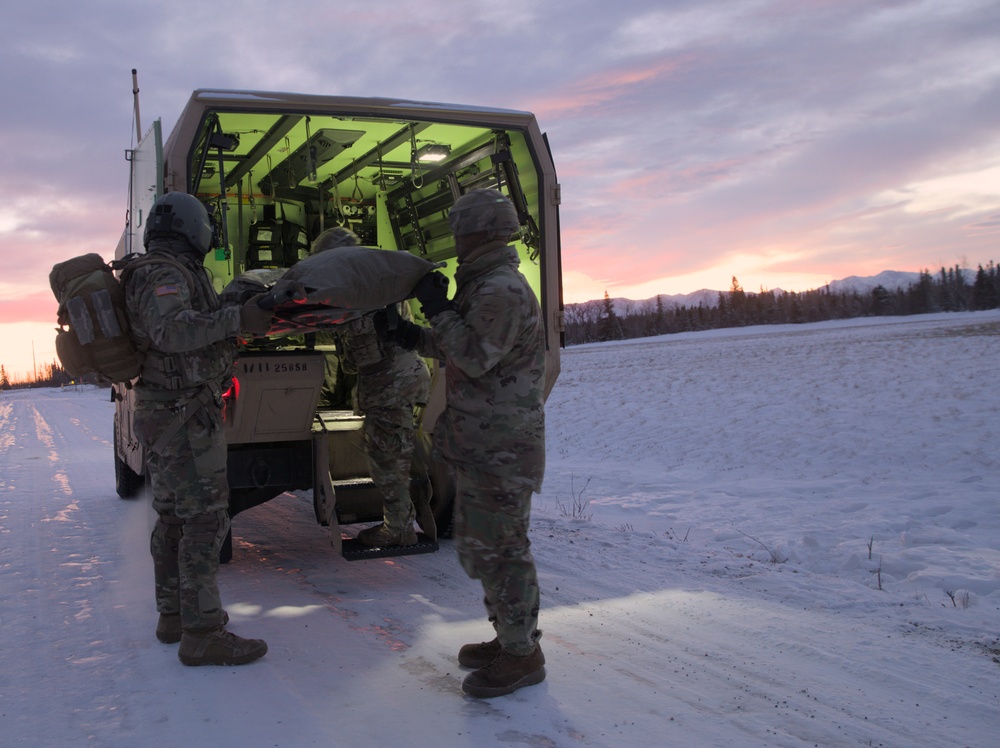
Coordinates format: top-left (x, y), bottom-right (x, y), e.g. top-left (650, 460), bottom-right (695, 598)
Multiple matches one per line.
top-left (2, 311), bottom-right (998, 747)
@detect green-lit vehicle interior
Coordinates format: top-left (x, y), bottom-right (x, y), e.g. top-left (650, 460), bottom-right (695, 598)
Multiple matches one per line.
top-left (179, 101), bottom-right (548, 316)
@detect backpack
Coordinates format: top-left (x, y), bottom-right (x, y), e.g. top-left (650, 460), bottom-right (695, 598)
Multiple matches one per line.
top-left (245, 218), bottom-right (310, 270)
top-left (48, 253), bottom-right (194, 384)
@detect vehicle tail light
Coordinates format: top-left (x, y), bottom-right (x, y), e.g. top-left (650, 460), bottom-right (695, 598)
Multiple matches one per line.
top-left (222, 376), bottom-right (240, 424)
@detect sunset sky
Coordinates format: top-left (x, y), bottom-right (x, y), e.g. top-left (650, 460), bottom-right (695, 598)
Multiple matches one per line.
top-left (2, 0), bottom-right (998, 379)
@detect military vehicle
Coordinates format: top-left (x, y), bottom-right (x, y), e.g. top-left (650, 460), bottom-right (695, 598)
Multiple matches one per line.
top-left (111, 83), bottom-right (563, 561)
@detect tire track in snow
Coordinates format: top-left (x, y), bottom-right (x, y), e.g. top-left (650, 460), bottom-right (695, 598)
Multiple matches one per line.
top-left (0, 390), bottom-right (144, 743)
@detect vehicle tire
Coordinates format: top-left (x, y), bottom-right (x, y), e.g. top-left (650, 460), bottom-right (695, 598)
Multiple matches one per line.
top-left (114, 422), bottom-right (145, 499)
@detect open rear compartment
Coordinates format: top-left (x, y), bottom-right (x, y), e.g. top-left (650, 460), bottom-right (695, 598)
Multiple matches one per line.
top-left (117, 90), bottom-right (562, 558)
top-left (171, 95), bottom-right (550, 312)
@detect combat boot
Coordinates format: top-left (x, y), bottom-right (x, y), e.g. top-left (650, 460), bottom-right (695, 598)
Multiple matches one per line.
top-left (458, 637), bottom-right (502, 668)
top-left (462, 644), bottom-right (546, 698)
top-left (156, 609), bottom-right (229, 644)
top-left (356, 523), bottom-right (417, 548)
top-left (177, 627), bottom-right (267, 666)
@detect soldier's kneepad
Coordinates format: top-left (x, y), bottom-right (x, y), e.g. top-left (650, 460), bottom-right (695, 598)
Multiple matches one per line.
top-left (151, 515), bottom-right (184, 555)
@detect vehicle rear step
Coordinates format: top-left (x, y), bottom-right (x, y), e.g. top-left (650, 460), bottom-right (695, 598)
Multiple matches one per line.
top-left (340, 533), bottom-right (439, 561)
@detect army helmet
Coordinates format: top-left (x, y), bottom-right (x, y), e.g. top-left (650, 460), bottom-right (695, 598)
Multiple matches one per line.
top-left (143, 192), bottom-right (215, 255)
top-left (448, 189), bottom-right (520, 239)
top-left (312, 226), bottom-right (360, 254)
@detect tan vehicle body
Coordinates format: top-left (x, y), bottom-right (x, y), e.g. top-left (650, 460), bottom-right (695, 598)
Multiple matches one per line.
top-left (112, 89), bottom-right (563, 558)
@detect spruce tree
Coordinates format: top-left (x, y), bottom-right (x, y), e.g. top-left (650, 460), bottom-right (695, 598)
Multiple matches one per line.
top-left (597, 291), bottom-right (623, 341)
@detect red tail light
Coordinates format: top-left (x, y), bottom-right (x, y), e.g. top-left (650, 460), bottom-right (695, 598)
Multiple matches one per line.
top-left (222, 376), bottom-right (240, 424)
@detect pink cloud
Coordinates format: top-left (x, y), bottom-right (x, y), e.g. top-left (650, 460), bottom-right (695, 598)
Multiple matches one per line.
top-left (963, 213), bottom-right (1000, 237)
top-left (524, 58), bottom-right (687, 119)
top-left (0, 291), bottom-right (57, 325)
top-left (604, 158), bottom-right (749, 204)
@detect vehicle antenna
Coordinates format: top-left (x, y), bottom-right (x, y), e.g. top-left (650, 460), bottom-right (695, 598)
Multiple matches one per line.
top-left (131, 69), bottom-right (142, 143)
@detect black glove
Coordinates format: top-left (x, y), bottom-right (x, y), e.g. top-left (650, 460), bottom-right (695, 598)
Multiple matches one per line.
top-left (264, 280), bottom-right (307, 307)
top-left (412, 271), bottom-right (454, 319)
top-left (240, 292), bottom-right (275, 335)
top-left (389, 319), bottom-right (423, 351)
top-left (371, 309), bottom-right (389, 338)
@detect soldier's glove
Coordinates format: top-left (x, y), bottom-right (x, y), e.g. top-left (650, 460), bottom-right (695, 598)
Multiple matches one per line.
top-left (371, 307), bottom-right (422, 351)
top-left (412, 271), bottom-right (454, 319)
top-left (267, 279), bottom-right (308, 306)
top-left (240, 293), bottom-right (275, 335)
top-left (389, 319), bottom-right (423, 351)
top-left (370, 308), bottom-right (389, 338)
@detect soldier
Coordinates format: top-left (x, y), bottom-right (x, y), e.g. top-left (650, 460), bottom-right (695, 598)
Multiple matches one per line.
top-left (311, 227), bottom-right (433, 547)
top-left (124, 191), bottom-right (276, 666)
top-left (392, 189), bottom-right (547, 698)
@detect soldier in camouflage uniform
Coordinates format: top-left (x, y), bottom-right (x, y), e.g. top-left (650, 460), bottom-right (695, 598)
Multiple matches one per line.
top-left (124, 192), bottom-right (275, 666)
top-left (311, 227), bottom-right (432, 547)
top-left (392, 189), bottom-right (547, 698)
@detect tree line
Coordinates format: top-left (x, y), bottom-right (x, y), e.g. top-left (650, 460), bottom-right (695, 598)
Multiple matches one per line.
top-left (1, 361), bottom-right (82, 390)
top-left (5, 261), bottom-right (998, 383)
top-left (564, 262), bottom-right (1000, 346)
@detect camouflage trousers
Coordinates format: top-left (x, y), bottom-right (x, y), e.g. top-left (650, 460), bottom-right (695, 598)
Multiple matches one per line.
top-left (453, 467), bottom-right (541, 656)
top-left (134, 395), bottom-right (229, 632)
top-left (364, 405), bottom-right (417, 532)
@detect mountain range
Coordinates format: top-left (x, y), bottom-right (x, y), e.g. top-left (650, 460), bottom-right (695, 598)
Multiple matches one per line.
top-left (583, 269), bottom-right (977, 313)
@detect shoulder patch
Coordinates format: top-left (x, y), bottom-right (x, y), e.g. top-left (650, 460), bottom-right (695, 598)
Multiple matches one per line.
top-left (154, 284), bottom-right (180, 296)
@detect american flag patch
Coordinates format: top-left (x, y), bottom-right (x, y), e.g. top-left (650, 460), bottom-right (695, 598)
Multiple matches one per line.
top-left (154, 284), bottom-right (180, 296)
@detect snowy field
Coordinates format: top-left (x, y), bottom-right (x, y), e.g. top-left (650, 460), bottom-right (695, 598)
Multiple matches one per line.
top-left (1, 310), bottom-right (998, 747)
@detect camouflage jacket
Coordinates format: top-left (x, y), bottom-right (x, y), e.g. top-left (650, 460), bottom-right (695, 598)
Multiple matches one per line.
top-left (124, 239), bottom-right (240, 397)
top-left (418, 242), bottom-right (546, 489)
top-left (333, 309), bottom-right (429, 412)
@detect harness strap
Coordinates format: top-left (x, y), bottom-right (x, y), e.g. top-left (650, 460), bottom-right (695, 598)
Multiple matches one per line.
top-left (149, 387), bottom-right (216, 456)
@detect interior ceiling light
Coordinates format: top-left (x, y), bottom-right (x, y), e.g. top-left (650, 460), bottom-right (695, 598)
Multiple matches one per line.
top-left (415, 143), bottom-right (451, 163)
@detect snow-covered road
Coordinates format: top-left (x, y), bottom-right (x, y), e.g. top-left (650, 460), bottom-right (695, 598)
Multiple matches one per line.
top-left (2, 312), bottom-right (998, 747)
